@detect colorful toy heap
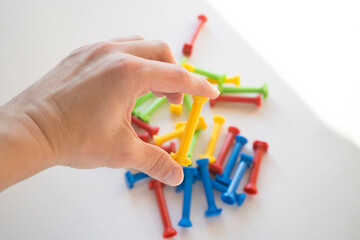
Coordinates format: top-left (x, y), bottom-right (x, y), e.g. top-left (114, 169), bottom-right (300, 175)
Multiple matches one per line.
top-left (125, 14), bottom-right (269, 238)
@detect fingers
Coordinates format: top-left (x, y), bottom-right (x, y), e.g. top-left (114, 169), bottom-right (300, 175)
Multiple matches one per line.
top-left (114, 40), bottom-right (177, 64)
top-left (82, 38), bottom-right (177, 66)
top-left (110, 35), bottom-right (145, 42)
top-left (152, 91), bottom-right (166, 98)
top-left (152, 92), bottom-right (184, 104)
top-left (130, 138), bottom-right (184, 186)
top-left (132, 57), bottom-right (220, 99)
top-left (164, 93), bottom-right (183, 104)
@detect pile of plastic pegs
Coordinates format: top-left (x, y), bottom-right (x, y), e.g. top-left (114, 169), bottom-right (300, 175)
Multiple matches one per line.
top-left (125, 14), bottom-right (269, 239)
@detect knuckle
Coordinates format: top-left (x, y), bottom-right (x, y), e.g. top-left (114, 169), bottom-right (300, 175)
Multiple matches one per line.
top-left (130, 35), bottom-right (145, 41)
top-left (68, 43), bottom-right (92, 57)
top-left (175, 65), bottom-right (191, 87)
top-left (89, 41), bottom-right (116, 58)
top-left (108, 54), bottom-right (137, 74)
top-left (179, 68), bottom-right (192, 92)
top-left (155, 40), bottom-right (173, 58)
top-left (155, 40), bottom-right (170, 50)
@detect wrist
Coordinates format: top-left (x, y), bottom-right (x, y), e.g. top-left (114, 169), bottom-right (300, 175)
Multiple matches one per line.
top-left (0, 105), bottom-right (55, 191)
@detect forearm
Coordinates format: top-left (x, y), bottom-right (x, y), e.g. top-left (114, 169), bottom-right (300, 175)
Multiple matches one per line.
top-left (0, 106), bottom-right (53, 192)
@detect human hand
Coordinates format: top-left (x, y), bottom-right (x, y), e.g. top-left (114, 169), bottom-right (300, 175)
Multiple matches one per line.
top-left (0, 36), bottom-right (219, 190)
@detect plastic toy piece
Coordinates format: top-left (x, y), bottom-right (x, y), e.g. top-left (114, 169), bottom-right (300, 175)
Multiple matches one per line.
top-left (216, 135), bottom-right (247, 186)
top-left (244, 141), bottom-right (269, 195)
top-left (210, 178), bottom-right (227, 193)
top-left (182, 14), bottom-right (207, 56)
top-left (210, 94), bottom-right (261, 107)
top-left (137, 132), bottom-right (150, 142)
top-left (175, 180), bottom-right (185, 193)
top-left (188, 129), bottom-right (201, 160)
top-left (131, 115), bottom-right (159, 138)
top-left (219, 83), bottom-right (268, 99)
top-left (125, 171), bottom-right (149, 189)
top-left (175, 121), bottom-right (187, 129)
top-left (181, 63), bottom-right (195, 72)
top-left (170, 95), bottom-right (208, 166)
top-left (175, 172), bottom-right (200, 193)
top-left (132, 92), bottom-right (155, 115)
top-left (196, 158), bottom-right (222, 217)
top-left (183, 94), bottom-right (193, 111)
top-left (153, 122), bottom-right (185, 145)
top-left (221, 153), bottom-right (252, 205)
top-left (178, 167), bottom-right (198, 227)
top-left (179, 56), bottom-right (188, 65)
top-left (158, 142), bottom-right (176, 154)
top-left (200, 115), bottom-right (226, 163)
top-left (207, 75), bottom-right (240, 86)
top-left (153, 116), bottom-right (206, 146)
top-left (209, 126), bottom-right (240, 175)
top-left (149, 180), bottom-right (177, 239)
top-left (136, 97), bottom-right (167, 123)
top-left (176, 177), bottom-right (196, 193)
top-left (210, 179), bottom-right (246, 206)
top-left (182, 63), bottom-right (227, 87)
top-left (169, 104), bottom-right (183, 115)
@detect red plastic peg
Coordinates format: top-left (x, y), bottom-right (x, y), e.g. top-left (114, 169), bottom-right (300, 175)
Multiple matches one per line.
top-left (244, 141), bottom-right (269, 195)
top-left (182, 14), bottom-right (207, 57)
top-left (209, 126), bottom-right (240, 175)
top-left (210, 94), bottom-right (261, 107)
top-left (159, 142), bottom-right (176, 154)
top-left (137, 132), bottom-right (150, 142)
top-left (149, 180), bottom-right (177, 239)
top-left (131, 115), bottom-right (160, 138)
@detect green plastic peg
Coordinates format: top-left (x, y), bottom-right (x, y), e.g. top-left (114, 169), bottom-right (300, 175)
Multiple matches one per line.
top-left (132, 92), bottom-right (155, 115)
top-left (182, 63), bottom-right (226, 86)
top-left (219, 83), bottom-right (268, 98)
top-left (195, 68), bottom-right (226, 86)
top-left (183, 94), bottom-right (193, 112)
top-left (136, 97), bottom-right (167, 123)
top-left (179, 56), bottom-right (188, 65)
top-left (188, 129), bottom-right (201, 160)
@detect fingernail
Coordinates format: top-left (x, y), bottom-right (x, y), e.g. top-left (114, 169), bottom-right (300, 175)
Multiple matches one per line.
top-left (202, 78), bottom-right (220, 97)
top-left (164, 167), bottom-right (184, 186)
top-left (211, 85), bottom-right (221, 96)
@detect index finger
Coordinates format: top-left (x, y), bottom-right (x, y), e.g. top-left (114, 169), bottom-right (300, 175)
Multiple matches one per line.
top-left (131, 57), bottom-right (220, 99)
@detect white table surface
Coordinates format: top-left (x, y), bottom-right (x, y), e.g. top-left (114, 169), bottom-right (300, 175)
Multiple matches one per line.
top-left (0, 0), bottom-right (359, 239)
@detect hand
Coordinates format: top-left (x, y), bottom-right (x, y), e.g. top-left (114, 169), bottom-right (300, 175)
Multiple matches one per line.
top-left (0, 36), bottom-right (219, 191)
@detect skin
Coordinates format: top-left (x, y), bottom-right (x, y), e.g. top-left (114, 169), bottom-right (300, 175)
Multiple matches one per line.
top-left (0, 36), bottom-right (219, 192)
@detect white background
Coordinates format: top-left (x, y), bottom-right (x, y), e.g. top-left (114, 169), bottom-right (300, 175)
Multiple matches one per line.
top-left (207, 0), bottom-right (360, 148)
top-left (0, 0), bottom-right (359, 240)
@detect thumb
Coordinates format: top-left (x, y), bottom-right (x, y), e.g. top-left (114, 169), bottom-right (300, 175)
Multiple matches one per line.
top-left (130, 139), bottom-right (184, 186)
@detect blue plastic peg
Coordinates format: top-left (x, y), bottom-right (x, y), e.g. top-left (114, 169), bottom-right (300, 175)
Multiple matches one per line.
top-left (216, 135), bottom-right (247, 185)
top-left (210, 179), bottom-right (246, 206)
top-left (178, 167), bottom-right (198, 227)
top-left (125, 171), bottom-right (149, 189)
top-left (196, 158), bottom-right (222, 217)
top-left (221, 153), bottom-right (252, 205)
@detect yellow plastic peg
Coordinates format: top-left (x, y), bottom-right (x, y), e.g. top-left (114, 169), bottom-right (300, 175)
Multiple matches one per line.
top-left (169, 104), bottom-right (183, 115)
top-left (181, 63), bottom-right (195, 72)
top-left (207, 75), bottom-right (240, 86)
top-left (153, 116), bottom-right (206, 146)
top-left (200, 115), bottom-right (226, 163)
top-left (170, 95), bottom-right (208, 166)
top-left (153, 124), bottom-right (185, 146)
top-left (175, 121), bottom-right (187, 129)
